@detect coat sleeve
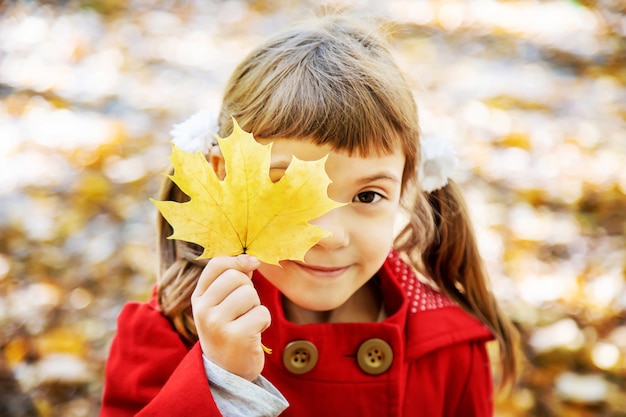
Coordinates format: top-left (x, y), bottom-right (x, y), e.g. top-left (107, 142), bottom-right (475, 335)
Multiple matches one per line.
top-left (99, 301), bottom-right (222, 417)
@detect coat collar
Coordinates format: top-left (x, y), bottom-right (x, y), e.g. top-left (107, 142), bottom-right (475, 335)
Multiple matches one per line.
top-left (253, 249), bottom-right (492, 365)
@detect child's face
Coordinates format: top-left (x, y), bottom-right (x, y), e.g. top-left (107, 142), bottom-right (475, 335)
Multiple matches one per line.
top-left (255, 138), bottom-right (405, 315)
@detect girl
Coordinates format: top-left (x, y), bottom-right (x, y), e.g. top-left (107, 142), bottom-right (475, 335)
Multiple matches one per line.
top-left (101, 15), bottom-right (518, 417)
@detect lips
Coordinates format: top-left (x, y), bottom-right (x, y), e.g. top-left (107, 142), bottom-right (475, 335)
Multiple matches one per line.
top-left (293, 261), bottom-right (349, 278)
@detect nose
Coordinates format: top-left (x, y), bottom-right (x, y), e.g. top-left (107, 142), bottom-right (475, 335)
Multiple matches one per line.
top-left (311, 207), bottom-right (349, 250)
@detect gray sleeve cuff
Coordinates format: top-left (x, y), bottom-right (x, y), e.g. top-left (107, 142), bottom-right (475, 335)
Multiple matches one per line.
top-left (202, 354), bottom-right (289, 417)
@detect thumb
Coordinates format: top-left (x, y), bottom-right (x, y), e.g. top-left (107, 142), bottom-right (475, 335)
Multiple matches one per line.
top-left (235, 254), bottom-right (260, 276)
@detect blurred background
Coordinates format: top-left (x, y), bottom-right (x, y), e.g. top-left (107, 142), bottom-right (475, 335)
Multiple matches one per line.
top-left (0, 0), bottom-right (624, 416)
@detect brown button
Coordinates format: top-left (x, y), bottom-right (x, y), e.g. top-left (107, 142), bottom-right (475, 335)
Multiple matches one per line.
top-left (357, 338), bottom-right (393, 375)
top-left (283, 340), bottom-right (318, 374)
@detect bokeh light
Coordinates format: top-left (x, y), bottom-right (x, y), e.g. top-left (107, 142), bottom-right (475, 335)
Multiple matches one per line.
top-left (1, 0), bottom-right (625, 416)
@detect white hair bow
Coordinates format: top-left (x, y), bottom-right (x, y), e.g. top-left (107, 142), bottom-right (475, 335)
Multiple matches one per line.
top-left (170, 110), bottom-right (217, 153)
top-left (418, 137), bottom-right (458, 193)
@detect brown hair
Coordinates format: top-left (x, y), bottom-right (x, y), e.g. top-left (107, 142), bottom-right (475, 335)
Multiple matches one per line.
top-left (156, 15), bottom-right (518, 387)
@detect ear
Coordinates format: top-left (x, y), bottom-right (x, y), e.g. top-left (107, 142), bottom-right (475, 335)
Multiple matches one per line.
top-left (209, 146), bottom-right (226, 180)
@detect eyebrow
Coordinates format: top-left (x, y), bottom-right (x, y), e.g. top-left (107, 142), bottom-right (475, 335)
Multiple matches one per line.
top-left (356, 172), bottom-right (401, 185)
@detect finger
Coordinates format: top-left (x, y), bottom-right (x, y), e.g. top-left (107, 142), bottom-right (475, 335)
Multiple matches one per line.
top-left (208, 281), bottom-right (262, 322)
top-left (200, 269), bottom-right (255, 308)
top-left (230, 304), bottom-right (272, 336)
top-left (193, 254), bottom-right (260, 298)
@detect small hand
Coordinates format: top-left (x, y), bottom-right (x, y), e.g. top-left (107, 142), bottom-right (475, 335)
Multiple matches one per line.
top-left (191, 254), bottom-right (270, 381)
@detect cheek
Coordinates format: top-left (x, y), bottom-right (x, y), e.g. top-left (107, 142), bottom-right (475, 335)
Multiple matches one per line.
top-left (353, 214), bottom-right (396, 255)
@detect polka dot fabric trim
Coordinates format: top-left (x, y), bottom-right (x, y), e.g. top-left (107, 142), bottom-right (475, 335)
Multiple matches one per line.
top-left (388, 251), bottom-right (458, 314)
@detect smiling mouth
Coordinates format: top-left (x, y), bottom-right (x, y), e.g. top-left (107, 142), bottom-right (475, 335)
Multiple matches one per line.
top-left (293, 261), bottom-right (349, 278)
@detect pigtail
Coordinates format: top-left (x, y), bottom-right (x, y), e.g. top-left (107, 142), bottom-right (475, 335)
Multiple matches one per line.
top-left (156, 170), bottom-right (203, 345)
top-left (425, 181), bottom-right (518, 388)
top-left (396, 180), bottom-right (519, 389)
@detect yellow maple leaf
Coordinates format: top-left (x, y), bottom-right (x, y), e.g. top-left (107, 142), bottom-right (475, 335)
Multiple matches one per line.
top-left (152, 119), bottom-right (344, 266)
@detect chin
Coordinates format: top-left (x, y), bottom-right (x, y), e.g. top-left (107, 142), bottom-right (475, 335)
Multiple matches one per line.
top-left (290, 293), bottom-right (348, 312)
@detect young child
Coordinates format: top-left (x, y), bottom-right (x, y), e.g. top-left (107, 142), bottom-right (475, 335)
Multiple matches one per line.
top-left (100, 15), bottom-right (518, 417)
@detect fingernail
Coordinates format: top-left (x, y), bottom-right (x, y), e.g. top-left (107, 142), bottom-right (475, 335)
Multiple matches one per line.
top-left (239, 254), bottom-right (260, 266)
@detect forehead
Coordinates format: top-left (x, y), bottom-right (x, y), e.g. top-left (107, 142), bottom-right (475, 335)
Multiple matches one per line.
top-left (258, 137), bottom-right (404, 160)
top-left (258, 137), bottom-right (405, 177)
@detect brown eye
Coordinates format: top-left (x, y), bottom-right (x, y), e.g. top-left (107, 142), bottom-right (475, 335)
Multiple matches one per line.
top-left (353, 191), bottom-right (382, 204)
top-left (269, 168), bottom-right (285, 183)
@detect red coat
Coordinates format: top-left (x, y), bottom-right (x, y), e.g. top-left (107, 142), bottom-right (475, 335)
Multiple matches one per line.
top-left (100, 251), bottom-right (494, 416)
